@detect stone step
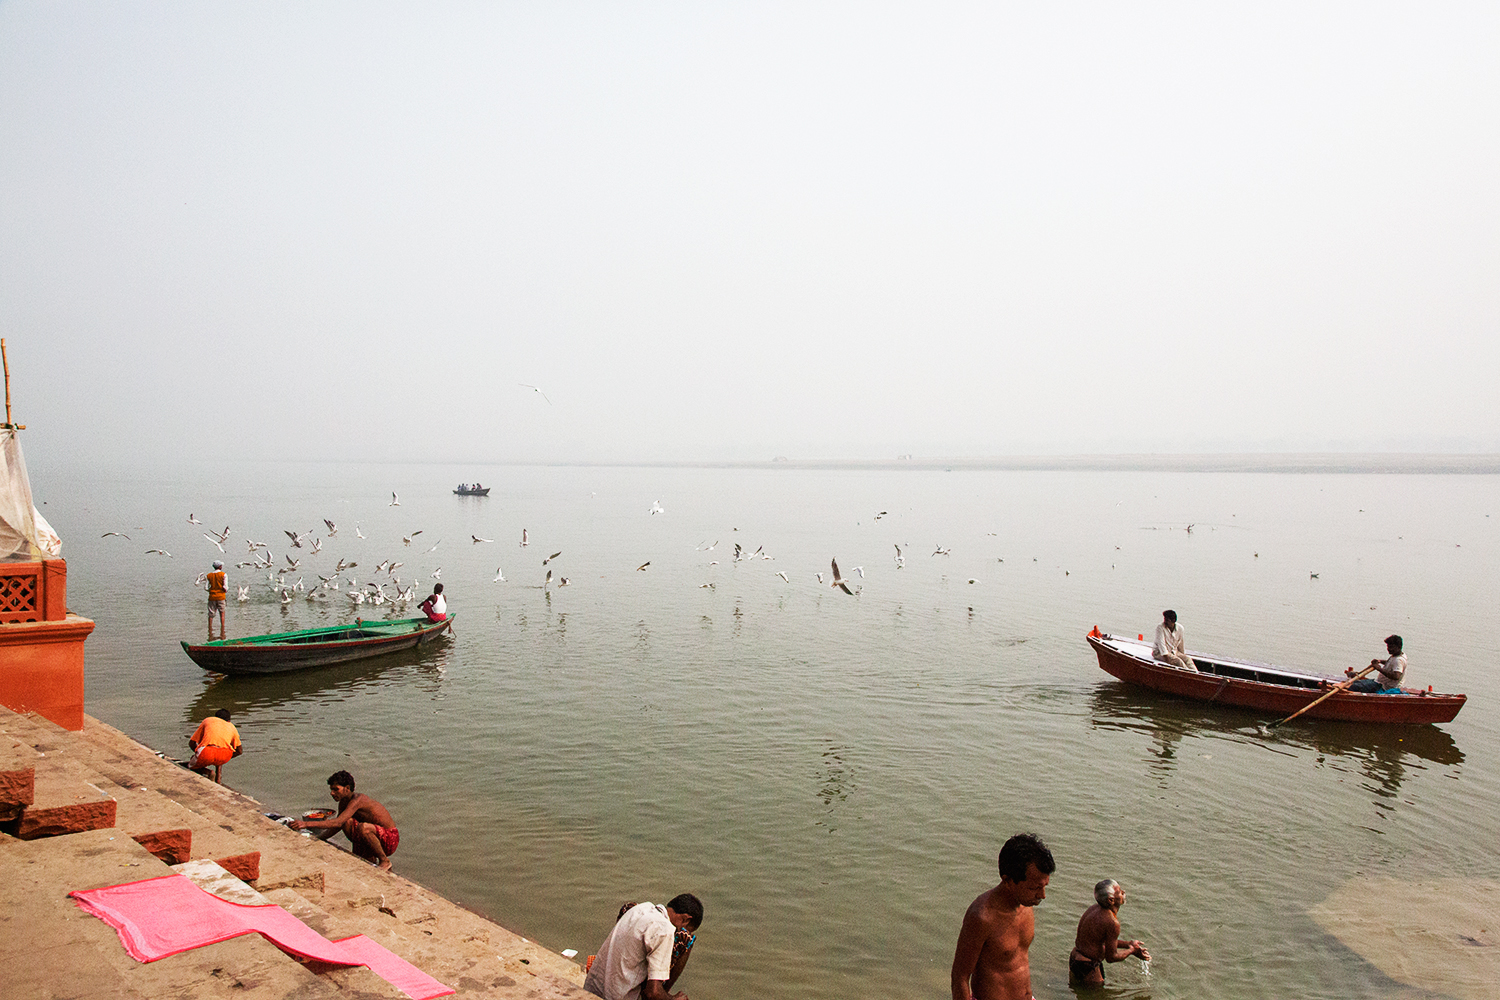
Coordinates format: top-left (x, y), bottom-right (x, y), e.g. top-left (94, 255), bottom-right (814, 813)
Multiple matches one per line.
top-left (0, 827), bottom-right (348, 999)
top-left (0, 729), bottom-right (41, 820)
top-left (14, 753), bottom-right (117, 840)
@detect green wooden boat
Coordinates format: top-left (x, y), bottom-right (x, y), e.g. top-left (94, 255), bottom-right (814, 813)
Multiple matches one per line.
top-left (181, 615), bottom-right (454, 676)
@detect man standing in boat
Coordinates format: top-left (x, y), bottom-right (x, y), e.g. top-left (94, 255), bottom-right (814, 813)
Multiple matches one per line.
top-left (1068, 879), bottom-right (1149, 986)
top-left (1153, 610), bottom-right (1196, 671)
top-left (951, 832), bottom-right (1056, 1000)
top-left (1347, 634), bottom-right (1406, 692)
top-left (205, 559), bottom-right (227, 640)
top-left (289, 770), bottom-right (400, 871)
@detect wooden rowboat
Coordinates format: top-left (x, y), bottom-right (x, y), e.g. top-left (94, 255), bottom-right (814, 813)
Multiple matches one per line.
top-left (181, 616), bottom-right (454, 676)
top-left (1086, 629), bottom-right (1465, 725)
top-left (453, 486), bottom-right (490, 496)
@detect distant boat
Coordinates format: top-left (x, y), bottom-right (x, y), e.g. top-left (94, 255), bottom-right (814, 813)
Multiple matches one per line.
top-left (453, 485), bottom-right (490, 496)
top-left (1086, 629), bottom-right (1465, 724)
top-left (181, 616), bottom-right (454, 675)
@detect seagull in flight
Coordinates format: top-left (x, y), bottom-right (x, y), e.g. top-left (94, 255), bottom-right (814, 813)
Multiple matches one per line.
top-left (544, 569), bottom-right (552, 588)
top-left (403, 531), bottom-right (423, 546)
top-left (874, 511), bottom-right (888, 520)
top-left (776, 571), bottom-right (789, 582)
top-left (894, 544), bottom-right (905, 569)
top-left (203, 533), bottom-right (225, 553)
top-left (648, 500), bottom-right (664, 515)
top-left (245, 539), bottom-right (267, 552)
top-left (309, 538), bottom-right (322, 554)
top-left (424, 539), bottom-right (441, 554)
top-left (355, 523), bottom-right (366, 539)
top-left (519, 383), bottom-right (552, 405)
top-left (324, 519), bottom-right (338, 536)
top-left (145, 548), bottom-right (171, 556)
top-left (285, 529), bottom-right (305, 548)
top-left (932, 545), bottom-right (951, 557)
top-left (636, 561), bottom-right (651, 571)
top-left (828, 558), bottom-right (856, 595)
top-left (431, 567), bottom-right (442, 580)
top-left (390, 492), bottom-right (401, 506)
top-left (472, 534), bottom-right (493, 544)
top-left (236, 585), bottom-right (249, 601)
top-left (207, 525), bottom-right (231, 544)
top-left (520, 529), bottom-right (528, 547)
top-left (543, 551), bottom-right (562, 565)
top-left (285, 555), bottom-right (300, 570)
top-left (101, 531), bottom-right (131, 539)
top-left (493, 567), bottom-right (506, 582)
top-left (557, 577), bottom-right (571, 587)
top-left (187, 514), bottom-right (202, 525)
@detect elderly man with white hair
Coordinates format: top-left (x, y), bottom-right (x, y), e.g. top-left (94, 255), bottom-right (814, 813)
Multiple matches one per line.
top-left (1069, 879), bottom-right (1150, 986)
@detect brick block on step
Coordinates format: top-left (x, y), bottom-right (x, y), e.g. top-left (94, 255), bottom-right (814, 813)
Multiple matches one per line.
top-left (215, 851), bottom-right (261, 881)
top-left (132, 828), bottom-right (193, 865)
top-left (0, 767), bottom-right (34, 812)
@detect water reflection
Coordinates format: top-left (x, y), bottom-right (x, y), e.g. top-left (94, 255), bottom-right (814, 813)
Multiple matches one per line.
top-left (1087, 682), bottom-right (1464, 800)
top-left (184, 638), bottom-right (454, 723)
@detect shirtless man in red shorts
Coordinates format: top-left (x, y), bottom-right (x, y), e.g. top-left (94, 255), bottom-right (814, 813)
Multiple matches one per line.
top-left (290, 770), bottom-right (400, 871)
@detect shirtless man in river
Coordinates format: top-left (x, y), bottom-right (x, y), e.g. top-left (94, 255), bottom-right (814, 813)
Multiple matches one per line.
top-left (951, 833), bottom-right (1056, 1000)
top-left (1069, 879), bottom-right (1149, 986)
top-left (289, 770), bottom-right (400, 871)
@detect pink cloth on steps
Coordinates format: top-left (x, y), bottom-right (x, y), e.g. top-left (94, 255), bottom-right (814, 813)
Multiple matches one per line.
top-left (71, 874), bottom-right (453, 1000)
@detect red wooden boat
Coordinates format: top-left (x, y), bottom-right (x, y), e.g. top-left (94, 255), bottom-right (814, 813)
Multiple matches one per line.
top-left (1086, 629), bottom-right (1465, 725)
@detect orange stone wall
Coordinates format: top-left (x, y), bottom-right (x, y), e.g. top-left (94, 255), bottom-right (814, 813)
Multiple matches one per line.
top-left (0, 558), bottom-right (92, 730)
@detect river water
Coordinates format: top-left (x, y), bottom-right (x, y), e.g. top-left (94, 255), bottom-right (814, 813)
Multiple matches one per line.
top-left (36, 460), bottom-right (1499, 999)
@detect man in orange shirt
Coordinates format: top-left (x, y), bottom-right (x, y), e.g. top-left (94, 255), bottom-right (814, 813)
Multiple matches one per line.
top-left (205, 560), bottom-right (228, 639)
top-left (187, 709), bottom-right (242, 781)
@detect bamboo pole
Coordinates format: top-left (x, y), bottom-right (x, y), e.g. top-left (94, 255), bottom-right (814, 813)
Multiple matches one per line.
top-left (1, 338), bottom-right (22, 430)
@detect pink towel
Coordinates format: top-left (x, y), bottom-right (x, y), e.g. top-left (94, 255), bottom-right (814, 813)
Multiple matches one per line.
top-left (71, 874), bottom-right (453, 1000)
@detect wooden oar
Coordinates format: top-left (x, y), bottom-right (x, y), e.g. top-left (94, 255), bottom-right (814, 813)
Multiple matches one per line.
top-left (1270, 664), bottom-right (1376, 728)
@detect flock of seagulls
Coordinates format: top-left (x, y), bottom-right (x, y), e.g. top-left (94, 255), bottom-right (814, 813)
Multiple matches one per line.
top-left (105, 494), bottom-right (1349, 620)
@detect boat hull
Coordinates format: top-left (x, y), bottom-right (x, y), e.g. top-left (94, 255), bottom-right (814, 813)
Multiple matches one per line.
top-left (453, 488), bottom-right (490, 496)
top-left (1088, 632), bottom-right (1465, 724)
top-left (182, 616), bottom-right (454, 676)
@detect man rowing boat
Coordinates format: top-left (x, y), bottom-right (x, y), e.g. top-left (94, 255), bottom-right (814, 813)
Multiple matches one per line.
top-left (1347, 634), bottom-right (1406, 692)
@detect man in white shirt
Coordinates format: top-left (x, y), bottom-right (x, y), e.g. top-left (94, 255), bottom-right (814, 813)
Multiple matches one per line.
top-left (1152, 610), bottom-right (1197, 671)
top-left (1347, 634), bottom-right (1407, 692)
top-left (584, 894), bottom-right (703, 1000)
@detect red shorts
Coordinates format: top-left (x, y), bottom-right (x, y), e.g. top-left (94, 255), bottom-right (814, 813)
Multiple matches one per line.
top-left (374, 825), bottom-right (399, 855)
top-left (191, 745), bottom-right (234, 768)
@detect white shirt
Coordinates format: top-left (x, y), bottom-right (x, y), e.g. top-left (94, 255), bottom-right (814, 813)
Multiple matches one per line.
top-left (1375, 653), bottom-right (1406, 689)
top-left (584, 903), bottom-right (674, 1000)
top-left (431, 592), bottom-right (446, 615)
top-left (1154, 622), bottom-right (1185, 659)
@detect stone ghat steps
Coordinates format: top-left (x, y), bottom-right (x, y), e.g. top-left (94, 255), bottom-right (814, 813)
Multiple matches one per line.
top-left (1, 828), bottom-right (365, 999)
top-left (0, 706), bottom-right (594, 999)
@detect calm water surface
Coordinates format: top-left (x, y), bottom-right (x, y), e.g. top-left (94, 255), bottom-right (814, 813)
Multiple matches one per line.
top-left (36, 461), bottom-right (1500, 1000)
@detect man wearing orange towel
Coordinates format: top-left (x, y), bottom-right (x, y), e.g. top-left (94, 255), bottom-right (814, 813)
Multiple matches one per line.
top-left (290, 770), bottom-right (401, 871)
top-left (187, 709), bottom-right (242, 780)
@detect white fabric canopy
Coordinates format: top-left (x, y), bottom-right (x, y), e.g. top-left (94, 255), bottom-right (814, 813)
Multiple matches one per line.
top-left (0, 428), bottom-right (60, 558)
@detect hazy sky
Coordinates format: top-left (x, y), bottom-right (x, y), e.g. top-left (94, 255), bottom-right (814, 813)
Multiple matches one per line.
top-left (3, 2), bottom-right (1497, 465)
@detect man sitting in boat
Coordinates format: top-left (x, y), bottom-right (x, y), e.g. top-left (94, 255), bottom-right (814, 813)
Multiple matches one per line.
top-left (1153, 610), bottom-right (1197, 671)
top-left (289, 770), bottom-right (400, 871)
top-left (419, 582), bottom-right (447, 622)
top-left (1347, 634), bottom-right (1407, 693)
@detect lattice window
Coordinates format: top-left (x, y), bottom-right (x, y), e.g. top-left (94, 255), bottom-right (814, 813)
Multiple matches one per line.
top-left (0, 573), bottom-right (38, 622)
